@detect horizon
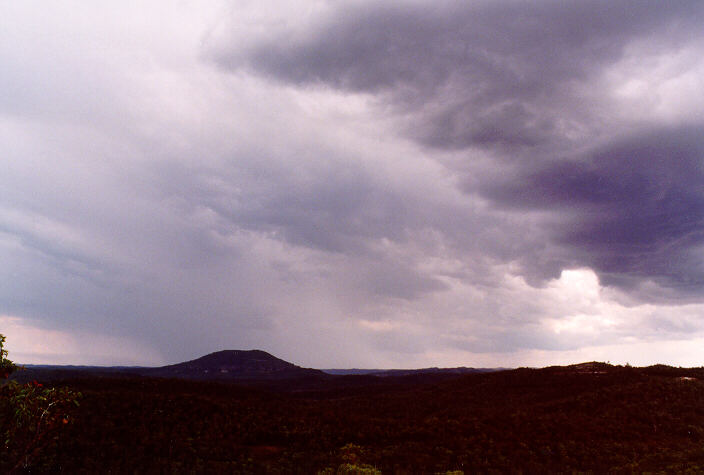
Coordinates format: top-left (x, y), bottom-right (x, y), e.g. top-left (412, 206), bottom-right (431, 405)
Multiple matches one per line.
top-left (8, 344), bottom-right (704, 371)
top-left (3, 1), bottom-right (704, 369)
top-left (12, 349), bottom-right (703, 372)
top-left (12, 348), bottom-right (697, 372)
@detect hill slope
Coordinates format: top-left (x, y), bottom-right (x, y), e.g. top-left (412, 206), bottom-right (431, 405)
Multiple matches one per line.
top-left (16, 361), bottom-right (704, 473)
top-left (142, 349), bottom-right (326, 380)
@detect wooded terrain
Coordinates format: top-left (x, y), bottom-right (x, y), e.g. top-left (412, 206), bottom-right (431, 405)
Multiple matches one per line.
top-left (5, 361), bottom-right (704, 473)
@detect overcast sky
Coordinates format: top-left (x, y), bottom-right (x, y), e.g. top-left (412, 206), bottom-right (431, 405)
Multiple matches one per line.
top-left (2, 0), bottom-right (704, 368)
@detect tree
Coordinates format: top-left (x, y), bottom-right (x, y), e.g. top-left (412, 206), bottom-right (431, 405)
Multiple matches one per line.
top-left (0, 334), bottom-right (17, 379)
top-left (1, 334), bottom-right (81, 473)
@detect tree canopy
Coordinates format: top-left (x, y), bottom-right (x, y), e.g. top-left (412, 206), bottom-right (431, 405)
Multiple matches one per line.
top-left (1, 334), bottom-right (80, 473)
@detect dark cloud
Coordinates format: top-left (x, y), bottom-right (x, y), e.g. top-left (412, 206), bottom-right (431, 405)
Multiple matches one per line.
top-left (484, 126), bottom-right (704, 299)
top-left (217, 0), bottom-right (703, 152)
top-left (215, 0), bottom-right (704, 301)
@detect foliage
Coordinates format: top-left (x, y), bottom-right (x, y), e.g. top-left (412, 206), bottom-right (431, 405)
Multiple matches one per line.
top-left (8, 360), bottom-right (704, 472)
top-left (318, 462), bottom-right (382, 474)
top-left (12, 363), bottom-right (704, 473)
top-left (0, 334), bottom-right (18, 380)
top-left (0, 334), bottom-right (81, 473)
top-left (318, 444), bottom-right (382, 474)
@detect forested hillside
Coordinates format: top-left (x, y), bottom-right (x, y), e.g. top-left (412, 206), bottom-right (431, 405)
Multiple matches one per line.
top-left (6, 363), bottom-right (704, 473)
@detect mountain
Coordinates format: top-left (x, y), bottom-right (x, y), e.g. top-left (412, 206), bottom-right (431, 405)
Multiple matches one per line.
top-left (141, 350), bottom-right (326, 381)
top-left (12, 350), bottom-right (326, 383)
top-left (14, 351), bottom-right (505, 385)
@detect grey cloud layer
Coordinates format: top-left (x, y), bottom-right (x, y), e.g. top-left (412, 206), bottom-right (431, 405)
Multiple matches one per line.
top-left (485, 126), bottom-right (704, 298)
top-left (3, 1), bottom-right (704, 367)
top-left (216, 0), bottom-right (704, 301)
top-left (220, 0), bottom-right (701, 150)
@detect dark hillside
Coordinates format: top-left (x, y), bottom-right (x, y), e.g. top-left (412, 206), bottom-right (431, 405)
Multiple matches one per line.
top-left (12, 350), bottom-right (328, 383)
top-left (142, 349), bottom-right (327, 380)
top-left (11, 362), bottom-right (704, 473)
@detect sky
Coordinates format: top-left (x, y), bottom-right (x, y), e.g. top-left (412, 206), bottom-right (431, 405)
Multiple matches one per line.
top-left (2, 0), bottom-right (704, 368)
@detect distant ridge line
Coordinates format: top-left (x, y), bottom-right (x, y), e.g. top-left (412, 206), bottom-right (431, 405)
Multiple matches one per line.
top-left (322, 367), bottom-right (506, 376)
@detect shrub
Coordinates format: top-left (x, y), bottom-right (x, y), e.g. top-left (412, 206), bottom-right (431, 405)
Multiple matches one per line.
top-left (0, 333), bottom-right (81, 472)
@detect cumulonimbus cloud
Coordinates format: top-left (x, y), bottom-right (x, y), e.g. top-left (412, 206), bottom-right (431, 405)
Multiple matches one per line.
top-left (212, 0), bottom-right (704, 302)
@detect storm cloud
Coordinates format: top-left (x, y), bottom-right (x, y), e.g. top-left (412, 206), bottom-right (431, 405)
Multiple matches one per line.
top-left (219, 0), bottom-right (702, 150)
top-left (484, 126), bottom-right (704, 299)
top-left (215, 0), bottom-right (704, 301)
top-left (2, 1), bottom-right (704, 368)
